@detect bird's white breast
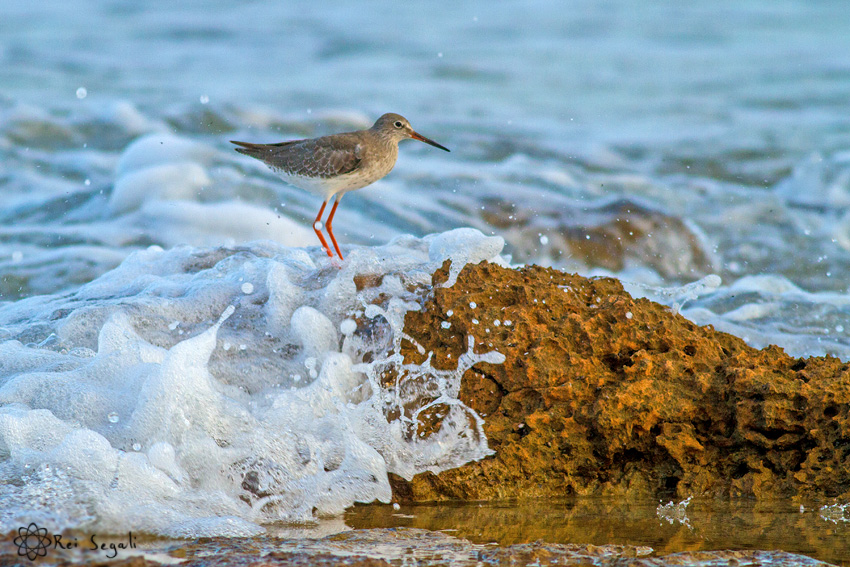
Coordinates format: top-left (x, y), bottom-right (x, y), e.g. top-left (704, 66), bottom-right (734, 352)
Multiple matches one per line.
top-left (271, 140), bottom-right (398, 200)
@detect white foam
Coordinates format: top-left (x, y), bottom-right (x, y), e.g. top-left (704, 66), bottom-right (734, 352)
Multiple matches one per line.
top-left (774, 152), bottom-right (850, 208)
top-left (115, 134), bottom-right (219, 177)
top-left (427, 228), bottom-right (507, 287)
top-left (290, 306), bottom-right (338, 359)
top-left (624, 274), bottom-right (722, 314)
top-left (134, 200), bottom-right (316, 248)
top-left (632, 273), bottom-right (850, 359)
top-left (109, 162), bottom-right (212, 214)
top-left (101, 101), bottom-right (164, 135)
top-left (0, 229), bottom-right (506, 537)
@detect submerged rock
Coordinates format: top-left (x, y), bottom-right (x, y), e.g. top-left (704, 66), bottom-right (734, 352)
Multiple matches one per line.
top-left (482, 197), bottom-right (718, 280)
top-left (396, 261), bottom-right (850, 501)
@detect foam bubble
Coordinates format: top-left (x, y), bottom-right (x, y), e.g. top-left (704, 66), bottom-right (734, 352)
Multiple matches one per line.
top-left (339, 319), bottom-right (357, 336)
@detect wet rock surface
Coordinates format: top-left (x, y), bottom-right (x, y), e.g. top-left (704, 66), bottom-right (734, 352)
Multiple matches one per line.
top-left (396, 261), bottom-right (850, 502)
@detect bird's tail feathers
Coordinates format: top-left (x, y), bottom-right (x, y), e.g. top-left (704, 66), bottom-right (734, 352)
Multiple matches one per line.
top-left (230, 139), bottom-right (299, 157)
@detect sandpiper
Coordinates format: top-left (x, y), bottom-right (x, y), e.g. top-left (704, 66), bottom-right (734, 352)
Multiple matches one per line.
top-left (231, 113), bottom-right (450, 260)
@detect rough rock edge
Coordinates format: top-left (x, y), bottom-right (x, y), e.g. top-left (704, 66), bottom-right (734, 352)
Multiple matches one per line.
top-left (395, 261), bottom-right (850, 502)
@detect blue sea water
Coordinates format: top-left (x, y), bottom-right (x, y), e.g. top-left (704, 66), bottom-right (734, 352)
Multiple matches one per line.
top-left (1, 0), bottom-right (850, 540)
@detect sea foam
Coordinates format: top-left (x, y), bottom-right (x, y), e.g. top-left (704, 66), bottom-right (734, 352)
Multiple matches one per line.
top-left (0, 229), bottom-right (506, 537)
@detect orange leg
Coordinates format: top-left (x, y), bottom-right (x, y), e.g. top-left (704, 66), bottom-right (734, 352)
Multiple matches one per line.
top-left (313, 201), bottom-right (333, 257)
top-left (325, 197), bottom-right (344, 260)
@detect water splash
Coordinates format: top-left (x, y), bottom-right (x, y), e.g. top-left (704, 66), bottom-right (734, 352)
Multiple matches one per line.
top-left (0, 230), bottom-right (506, 536)
top-left (656, 496), bottom-right (692, 528)
top-left (819, 502), bottom-right (850, 524)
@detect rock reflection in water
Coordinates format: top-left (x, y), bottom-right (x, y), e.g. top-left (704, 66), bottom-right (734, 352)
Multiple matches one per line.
top-left (346, 498), bottom-right (848, 566)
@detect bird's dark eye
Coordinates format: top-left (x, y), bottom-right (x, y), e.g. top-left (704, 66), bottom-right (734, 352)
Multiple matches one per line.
top-left (394, 121), bottom-right (403, 128)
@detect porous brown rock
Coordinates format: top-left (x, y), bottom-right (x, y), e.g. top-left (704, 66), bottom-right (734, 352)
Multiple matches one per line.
top-left (394, 261), bottom-right (850, 501)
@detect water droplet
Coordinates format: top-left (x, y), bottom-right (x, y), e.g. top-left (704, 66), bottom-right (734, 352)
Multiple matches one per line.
top-left (76, 87), bottom-right (87, 99)
top-left (441, 321), bottom-right (451, 329)
top-left (539, 234), bottom-right (549, 245)
top-left (200, 94), bottom-right (210, 104)
top-left (132, 443), bottom-right (142, 452)
top-left (626, 312), bottom-right (633, 319)
top-left (241, 282), bottom-right (254, 294)
top-left (107, 412), bottom-right (119, 423)
top-left (340, 319), bottom-right (357, 335)
top-left (469, 302), bottom-right (477, 309)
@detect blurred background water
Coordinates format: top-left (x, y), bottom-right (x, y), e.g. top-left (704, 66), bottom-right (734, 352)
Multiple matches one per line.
top-left (3, 0), bottom-right (850, 300)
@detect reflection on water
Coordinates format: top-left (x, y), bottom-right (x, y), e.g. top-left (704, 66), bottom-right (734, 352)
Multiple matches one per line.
top-left (345, 497), bottom-right (850, 565)
top-left (2, 499), bottom-right (843, 566)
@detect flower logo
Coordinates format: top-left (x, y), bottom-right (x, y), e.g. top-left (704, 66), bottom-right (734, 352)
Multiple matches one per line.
top-left (13, 522), bottom-right (51, 560)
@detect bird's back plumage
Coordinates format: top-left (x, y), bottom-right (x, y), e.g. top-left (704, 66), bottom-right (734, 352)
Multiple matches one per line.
top-left (231, 135), bottom-right (364, 179)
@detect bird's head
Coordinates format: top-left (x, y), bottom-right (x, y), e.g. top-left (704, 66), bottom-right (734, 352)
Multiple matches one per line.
top-left (372, 113), bottom-right (450, 152)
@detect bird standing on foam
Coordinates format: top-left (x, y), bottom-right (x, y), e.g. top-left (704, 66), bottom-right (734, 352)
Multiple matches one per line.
top-left (231, 113), bottom-right (450, 260)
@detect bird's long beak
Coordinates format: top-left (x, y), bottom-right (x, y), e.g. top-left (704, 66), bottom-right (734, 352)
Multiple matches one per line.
top-left (410, 131), bottom-right (450, 152)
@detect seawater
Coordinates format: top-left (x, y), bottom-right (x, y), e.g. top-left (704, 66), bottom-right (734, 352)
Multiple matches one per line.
top-left (1, 0), bottom-right (850, 550)
top-left (3, 0), bottom-right (850, 356)
top-left (344, 498), bottom-right (850, 566)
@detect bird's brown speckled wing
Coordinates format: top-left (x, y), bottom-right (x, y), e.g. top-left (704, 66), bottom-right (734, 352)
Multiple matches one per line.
top-left (231, 134), bottom-right (363, 179)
